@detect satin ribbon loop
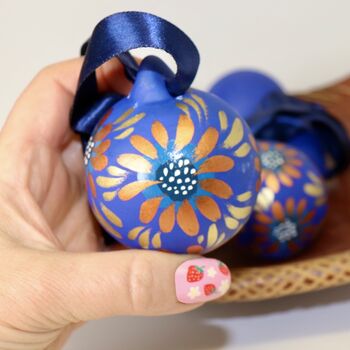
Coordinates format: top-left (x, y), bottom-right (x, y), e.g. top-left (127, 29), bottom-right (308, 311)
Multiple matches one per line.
top-left (70, 11), bottom-right (200, 137)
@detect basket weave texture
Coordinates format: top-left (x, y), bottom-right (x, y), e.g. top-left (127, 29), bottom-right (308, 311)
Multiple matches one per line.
top-left (214, 78), bottom-right (350, 302)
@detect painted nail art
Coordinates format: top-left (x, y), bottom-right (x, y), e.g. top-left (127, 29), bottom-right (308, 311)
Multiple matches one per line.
top-left (175, 258), bottom-right (231, 304)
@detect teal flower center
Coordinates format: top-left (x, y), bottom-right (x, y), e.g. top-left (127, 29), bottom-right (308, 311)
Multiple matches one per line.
top-left (156, 158), bottom-right (198, 201)
top-left (272, 219), bottom-right (298, 242)
top-left (260, 150), bottom-right (285, 171)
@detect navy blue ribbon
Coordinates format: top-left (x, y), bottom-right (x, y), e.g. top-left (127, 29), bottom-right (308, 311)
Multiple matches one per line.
top-left (70, 11), bottom-right (200, 142)
top-left (248, 91), bottom-right (350, 175)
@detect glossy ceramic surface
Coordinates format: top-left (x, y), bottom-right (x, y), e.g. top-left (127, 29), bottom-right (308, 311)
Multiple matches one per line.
top-left (85, 68), bottom-right (260, 253)
top-left (237, 141), bottom-right (327, 260)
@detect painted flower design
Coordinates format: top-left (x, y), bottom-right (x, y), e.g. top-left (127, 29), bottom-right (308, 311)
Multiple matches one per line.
top-left (251, 198), bottom-right (319, 256)
top-left (258, 141), bottom-right (302, 193)
top-left (116, 113), bottom-right (235, 237)
top-left (304, 171), bottom-right (327, 206)
top-left (85, 120), bottom-right (113, 199)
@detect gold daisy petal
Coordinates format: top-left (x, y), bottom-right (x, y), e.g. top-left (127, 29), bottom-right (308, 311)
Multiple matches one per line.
top-left (216, 232), bottom-right (226, 246)
top-left (283, 165), bottom-right (301, 178)
top-left (289, 158), bottom-right (303, 167)
top-left (300, 210), bottom-right (316, 225)
top-left (237, 191), bottom-right (252, 202)
top-left (234, 142), bottom-right (251, 157)
top-left (177, 200), bottom-right (199, 236)
top-left (249, 134), bottom-right (258, 152)
top-left (130, 135), bottom-right (158, 159)
top-left (284, 148), bottom-right (298, 157)
top-left (117, 154), bottom-right (152, 173)
top-left (224, 216), bottom-right (239, 230)
top-left (112, 107), bottom-right (134, 125)
top-left (103, 191), bottom-right (118, 201)
top-left (271, 201), bottom-right (285, 221)
top-left (91, 154), bottom-right (108, 171)
top-left (138, 228), bottom-right (151, 249)
top-left (96, 176), bottom-right (125, 188)
top-left (128, 226), bottom-right (144, 240)
top-left (152, 232), bottom-right (162, 249)
top-left (88, 174), bottom-right (96, 198)
top-left (176, 102), bottom-right (190, 116)
top-left (199, 178), bottom-right (233, 199)
top-left (118, 180), bottom-right (159, 201)
top-left (94, 139), bottom-right (111, 154)
top-left (223, 118), bottom-right (244, 149)
top-left (194, 127), bottom-right (219, 162)
top-left (227, 205), bottom-right (252, 219)
top-left (197, 235), bottom-right (204, 244)
top-left (159, 203), bottom-right (176, 233)
top-left (207, 223), bottom-right (218, 248)
top-left (218, 111), bottom-right (228, 131)
top-left (297, 199), bottom-right (307, 216)
top-left (107, 166), bottom-right (127, 177)
top-left (259, 142), bottom-right (270, 151)
top-left (174, 114), bottom-right (195, 152)
top-left (255, 212), bottom-right (273, 224)
top-left (139, 197), bottom-right (163, 224)
top-left (151, 121), bottom-right (169, 149)
top-left (91, 202), bottom-right (122, 239)
top-left (183, 97), bottom-right (202, 121)
top-left (191, 93), bottom-right (208, 118)
top-left (114, 112), bottom-right (146, 131)
top-left (286, 197), bottom-right (295, 216)
top-left (101, 203), bottom-right (123, 227)
top-left (307, 171), bottom-right (322, 184)
top-left (197, 155), bottom-right (234, 174)
top-left (278, 173), bottom-right (293, 187)
top-left (94, 124), bottom-right (112, 142)
top-left (196, 196), bottom-right (221, 222)
top-left (187, 245), bottom-right (204, 254)
top-left (265, 172), bottom-right (280, 193)
top-left (114, 127), bottom-right (134, 140)
top-left (304, 184), bottom-right (323, 197)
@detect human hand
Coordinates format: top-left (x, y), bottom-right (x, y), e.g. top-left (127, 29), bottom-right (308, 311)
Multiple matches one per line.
top-left (0, 58), bottom-right (231, 349)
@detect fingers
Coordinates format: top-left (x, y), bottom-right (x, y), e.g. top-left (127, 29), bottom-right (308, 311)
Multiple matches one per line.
top-left (1, 57), bottom-right (132, 149)
top-left (29, 249), bottom-right (231, 323)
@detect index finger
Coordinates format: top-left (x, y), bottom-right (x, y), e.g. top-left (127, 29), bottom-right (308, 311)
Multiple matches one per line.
top-left (0, 57), bottom-right (132, 149)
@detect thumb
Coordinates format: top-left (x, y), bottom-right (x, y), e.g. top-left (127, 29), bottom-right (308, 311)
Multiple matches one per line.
top-left (35, 249), bottom-right (231, 322)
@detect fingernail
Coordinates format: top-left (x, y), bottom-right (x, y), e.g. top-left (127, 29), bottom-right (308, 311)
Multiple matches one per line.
top-left (175, 258), bottom-right (231, 304)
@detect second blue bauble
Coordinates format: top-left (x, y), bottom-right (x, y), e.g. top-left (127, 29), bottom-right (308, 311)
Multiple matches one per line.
top-left (84, 59), bottom-right (260, 254)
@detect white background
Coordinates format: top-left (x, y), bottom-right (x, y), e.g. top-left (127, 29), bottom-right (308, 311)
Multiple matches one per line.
top-left (1, 1), bottom-right (350, 349)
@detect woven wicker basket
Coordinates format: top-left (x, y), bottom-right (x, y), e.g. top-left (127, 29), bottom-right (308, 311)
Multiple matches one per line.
top-left (211, 77), bottom-right (350, 302)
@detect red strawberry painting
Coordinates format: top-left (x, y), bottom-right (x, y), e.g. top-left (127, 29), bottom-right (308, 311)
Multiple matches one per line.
top-left (204, 283), bottom-right (216, 296)
top-left (219, 262), bottom-right (229, 276)
top-left (187, 265), bottom-right (204, 282)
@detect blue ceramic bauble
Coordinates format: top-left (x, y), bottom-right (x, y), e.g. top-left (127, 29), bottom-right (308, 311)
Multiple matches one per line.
top-left (210, 70), bottom-right (283, 120)
top-left (210, 70), bottom-right (340, 177)
top-left (84, 62), bottom-right (260, 254)
top-left (237, 141), bottom-right (328, 261)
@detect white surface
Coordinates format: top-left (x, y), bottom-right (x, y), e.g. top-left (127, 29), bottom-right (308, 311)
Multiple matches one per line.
top-left (1, 0), bottom-right (350, 349)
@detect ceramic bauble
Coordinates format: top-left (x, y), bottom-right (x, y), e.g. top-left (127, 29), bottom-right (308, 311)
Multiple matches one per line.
top-left (210, 70), bottom-right (283, 120)
top-left (210, 70), bottom-right (339, 177)
top-left (84, 58), bottom-right (260, 254)
top-left (237, 141), bottom-right (327, 261)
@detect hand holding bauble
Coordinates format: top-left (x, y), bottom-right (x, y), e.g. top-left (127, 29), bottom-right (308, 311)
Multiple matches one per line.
top-left (84, 57), bottom-right (260, 254)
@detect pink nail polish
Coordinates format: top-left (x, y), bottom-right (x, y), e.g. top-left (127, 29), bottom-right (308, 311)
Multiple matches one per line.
top-left (175, 258), bottom-right (231, 304)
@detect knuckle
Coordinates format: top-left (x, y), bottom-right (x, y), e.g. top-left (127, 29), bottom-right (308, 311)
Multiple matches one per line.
top-left (127, 255), bottom-right (156, 313)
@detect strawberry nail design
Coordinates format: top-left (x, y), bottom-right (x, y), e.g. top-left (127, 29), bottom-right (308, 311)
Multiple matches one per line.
top-left (175, 258), bottom-right (231, 304)
top-left (187, 265), bottom-right (204, 282)
top-left (219, 262), bottom-right (229, 276)
top-left (204, 283), bottom-right (216, 296)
